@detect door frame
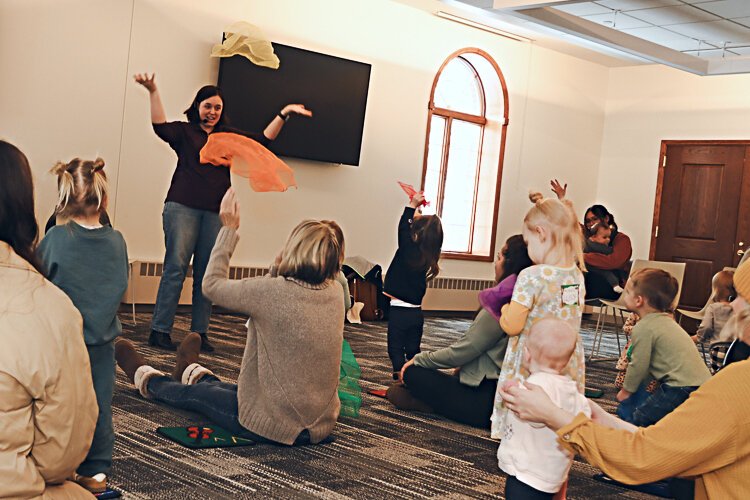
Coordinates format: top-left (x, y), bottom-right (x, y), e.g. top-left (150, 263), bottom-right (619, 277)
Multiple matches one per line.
top-left (649, 140), bottom-right (750, 259)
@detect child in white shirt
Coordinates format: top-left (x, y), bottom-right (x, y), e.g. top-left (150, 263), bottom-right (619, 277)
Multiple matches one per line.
top-left (498, 318), bottom-right (591, 498)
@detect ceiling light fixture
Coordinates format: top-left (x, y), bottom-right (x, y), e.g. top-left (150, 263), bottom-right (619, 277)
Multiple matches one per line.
top-left (435, 11), bottom-right (533, 43)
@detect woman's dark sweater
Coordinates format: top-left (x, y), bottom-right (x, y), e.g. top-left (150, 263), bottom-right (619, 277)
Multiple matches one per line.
top-left (153, 121), bottom-right (270, 212)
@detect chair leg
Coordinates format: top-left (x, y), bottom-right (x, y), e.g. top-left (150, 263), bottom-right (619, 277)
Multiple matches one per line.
top-left (130, 262), bottom-right (137, 326)
top-left (592, 308), bottom-right (602, 361)
top-left (588, 305), bottom-right (608, 362)
top-left (614, 309), bottom-right (626, 353)
top-left (699, 342), bottom-right (709, 367)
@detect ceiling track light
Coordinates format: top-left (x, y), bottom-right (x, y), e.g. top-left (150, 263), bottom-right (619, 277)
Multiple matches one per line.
top-left (435, 11), bottom-right (533, 43)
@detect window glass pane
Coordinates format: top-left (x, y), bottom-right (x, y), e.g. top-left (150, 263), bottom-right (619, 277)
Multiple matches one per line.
top-left (421, 116), bottom-right (445, 217)
top-left (441, 120), bottom-right (481, 253)
top-left (434, 57), bottom-right (483, 115)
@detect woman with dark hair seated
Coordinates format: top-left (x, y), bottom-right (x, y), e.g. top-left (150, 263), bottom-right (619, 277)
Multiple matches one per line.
top-left (551, 179), bottom-right (632, 300)
top-left (0, 140), bottom-right (98, 498)
top-left (386, 234), bottom-right (532, 428)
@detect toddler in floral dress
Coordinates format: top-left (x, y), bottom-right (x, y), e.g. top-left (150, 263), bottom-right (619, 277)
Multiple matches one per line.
top-left (490, 192), bottom-right (586, 440)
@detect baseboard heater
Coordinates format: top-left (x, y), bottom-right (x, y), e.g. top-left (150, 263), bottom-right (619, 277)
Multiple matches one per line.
top-left (124, 261), bottom-right (493, 312)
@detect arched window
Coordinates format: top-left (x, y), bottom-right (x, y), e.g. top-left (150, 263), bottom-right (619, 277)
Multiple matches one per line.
top-left (421, 48), bottom-right (509, 261)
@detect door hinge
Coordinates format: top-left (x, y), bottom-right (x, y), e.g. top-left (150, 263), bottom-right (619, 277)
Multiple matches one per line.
top-left (655, 226), bottom-right (659, 238)
top-left (662, 155), bottom-right (667, 167)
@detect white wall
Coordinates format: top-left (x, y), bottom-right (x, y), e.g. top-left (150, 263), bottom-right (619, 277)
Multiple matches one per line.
top-left (0, 0), bottom-right (132, 224)
top-left (0, 0), bottom-right (608, 280)
top-left (597, 64), bottom-right (750, 259)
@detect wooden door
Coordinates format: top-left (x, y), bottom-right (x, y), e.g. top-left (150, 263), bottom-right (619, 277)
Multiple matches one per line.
top-left (652, 143), bottom-right (750, 309)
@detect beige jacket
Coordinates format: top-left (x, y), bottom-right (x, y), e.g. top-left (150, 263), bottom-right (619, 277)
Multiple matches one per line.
top-left (0, 243), bottom-right (97, 499)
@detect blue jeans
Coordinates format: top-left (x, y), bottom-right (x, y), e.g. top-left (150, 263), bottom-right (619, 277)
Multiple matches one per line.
top-left (618, 383), bottom-right (697, 427)
top-left (147, 375), bottom-right (323, 445)
top-left (77, 342), bottom-right (116, 477)
top-left (151, 202), bottom-right (222, 335)
top-left (147, 374), bottom-right (259, 438)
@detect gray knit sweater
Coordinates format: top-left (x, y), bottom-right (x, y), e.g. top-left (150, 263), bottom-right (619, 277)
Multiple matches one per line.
top-left (202, 227), bottom-right (344, 445)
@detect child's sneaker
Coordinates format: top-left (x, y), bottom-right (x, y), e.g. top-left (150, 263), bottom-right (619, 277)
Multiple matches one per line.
top-left (73, 472), bottom-right (107, 493)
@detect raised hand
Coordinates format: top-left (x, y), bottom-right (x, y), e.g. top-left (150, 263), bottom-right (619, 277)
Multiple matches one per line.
top-left (219, 188), bottom-right (240, 230)
top-left (409, 192), bottom-right (426, 209)
top-left (134, 73), bottom-right (157, 93)
top-left (550, 179), bottom-right (567, 200)
top-left (281, 104), bottom-right (313, 118)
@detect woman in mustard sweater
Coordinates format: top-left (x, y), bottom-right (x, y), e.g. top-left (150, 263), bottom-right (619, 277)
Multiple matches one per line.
top-left (498, 260), bottom-right (750, 500)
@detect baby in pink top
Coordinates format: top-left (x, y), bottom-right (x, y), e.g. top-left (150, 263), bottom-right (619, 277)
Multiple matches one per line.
top-left (498, 318), bottom-right (591, 497)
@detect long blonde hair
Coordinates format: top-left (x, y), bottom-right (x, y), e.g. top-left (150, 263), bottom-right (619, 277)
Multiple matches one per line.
top-left (50, 157), bottom-right (108, 218)
top-left (277, 220), bottom-right (342, 285)
top-left (524, 191), bottom-right (585, 271)
top-left (321, 220), bottom-right (345, 267)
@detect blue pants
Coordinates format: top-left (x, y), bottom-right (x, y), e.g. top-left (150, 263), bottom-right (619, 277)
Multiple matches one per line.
top-left (618, 383), bottom-right (697, 427)
top-left (147, 375), bottom-right (318, 445)
top-left (148, 374), bottom-right (256, 437)
top-left (387, 306), bottom-right (424, 373)
top-left (77, 342), bottom-right (115, 477)
top-left (151, 202), bottom-right (222, 335)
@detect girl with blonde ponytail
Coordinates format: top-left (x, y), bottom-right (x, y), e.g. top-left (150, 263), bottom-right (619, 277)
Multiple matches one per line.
top-left (490, 191), bottom-right (587, 435)
top-left (37, 158), bottom-right (128, 494)
top-left (487, 191), bottom-right (588, 497)
top-left (45, 158), bottom-right (112, 232)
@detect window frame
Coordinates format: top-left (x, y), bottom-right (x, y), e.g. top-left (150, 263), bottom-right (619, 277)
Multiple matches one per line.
top-left (421, 48), bottom-right (510, 262)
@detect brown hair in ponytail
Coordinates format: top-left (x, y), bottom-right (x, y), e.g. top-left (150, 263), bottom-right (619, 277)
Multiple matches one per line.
top-left (51, 157), bottom-right (108, 218)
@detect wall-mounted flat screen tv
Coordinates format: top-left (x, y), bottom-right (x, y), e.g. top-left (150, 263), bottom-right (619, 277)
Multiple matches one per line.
top-left (218, 43), bottom-right (371, 166)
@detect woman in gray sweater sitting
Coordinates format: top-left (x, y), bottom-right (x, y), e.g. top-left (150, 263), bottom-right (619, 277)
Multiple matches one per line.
top-left (116, 188), bottom-right (344, 445)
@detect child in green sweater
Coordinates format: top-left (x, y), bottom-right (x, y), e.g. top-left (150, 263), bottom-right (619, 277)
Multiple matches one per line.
top-left (616, 268), bottom-right (710, 427)
top-left (38, 158), bottom-right (129, 493)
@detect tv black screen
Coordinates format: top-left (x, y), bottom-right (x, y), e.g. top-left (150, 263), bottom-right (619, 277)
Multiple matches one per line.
top-left (217, 43), bottom-right (371, 166)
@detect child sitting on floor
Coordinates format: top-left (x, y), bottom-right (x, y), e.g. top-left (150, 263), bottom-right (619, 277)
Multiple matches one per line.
top-left (616, 269), bottom-right (711, 427)
top-left (498, 318), bottom-right (591, 499)
top-left (37, 158), bottom-right (129, 493)
top-left (691, 270), bottom-right (735, 344)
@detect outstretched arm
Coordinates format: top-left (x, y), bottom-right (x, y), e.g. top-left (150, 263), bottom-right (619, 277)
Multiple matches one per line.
top-left (556, 376), bottom-right (740, 484)
top-left (202, 189), bottom-right (259, 315)
top-left (500, 374), bottom-right (739, 484)
top-left (263, 103), bottom-right (312, 140)
top-left (134, 73), bottom-right (166, 124)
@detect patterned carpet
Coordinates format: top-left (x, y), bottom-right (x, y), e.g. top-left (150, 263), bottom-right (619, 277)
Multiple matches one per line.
top-left (108, 311), bottom-right (656, 499)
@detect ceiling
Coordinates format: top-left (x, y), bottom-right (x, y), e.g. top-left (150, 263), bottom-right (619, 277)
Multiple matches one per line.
top-left (444, 0), bottom-right (750, 75)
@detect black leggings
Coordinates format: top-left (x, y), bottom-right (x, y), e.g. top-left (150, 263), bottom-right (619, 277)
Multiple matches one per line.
top-left (387, 307), bottom-right (424, 372)
top-left (504, 475), bottom-right (554, 499)
top-left (585, 270), bottom-right (621, 300)
top-left (403, 365), bottom-right (496, 429)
